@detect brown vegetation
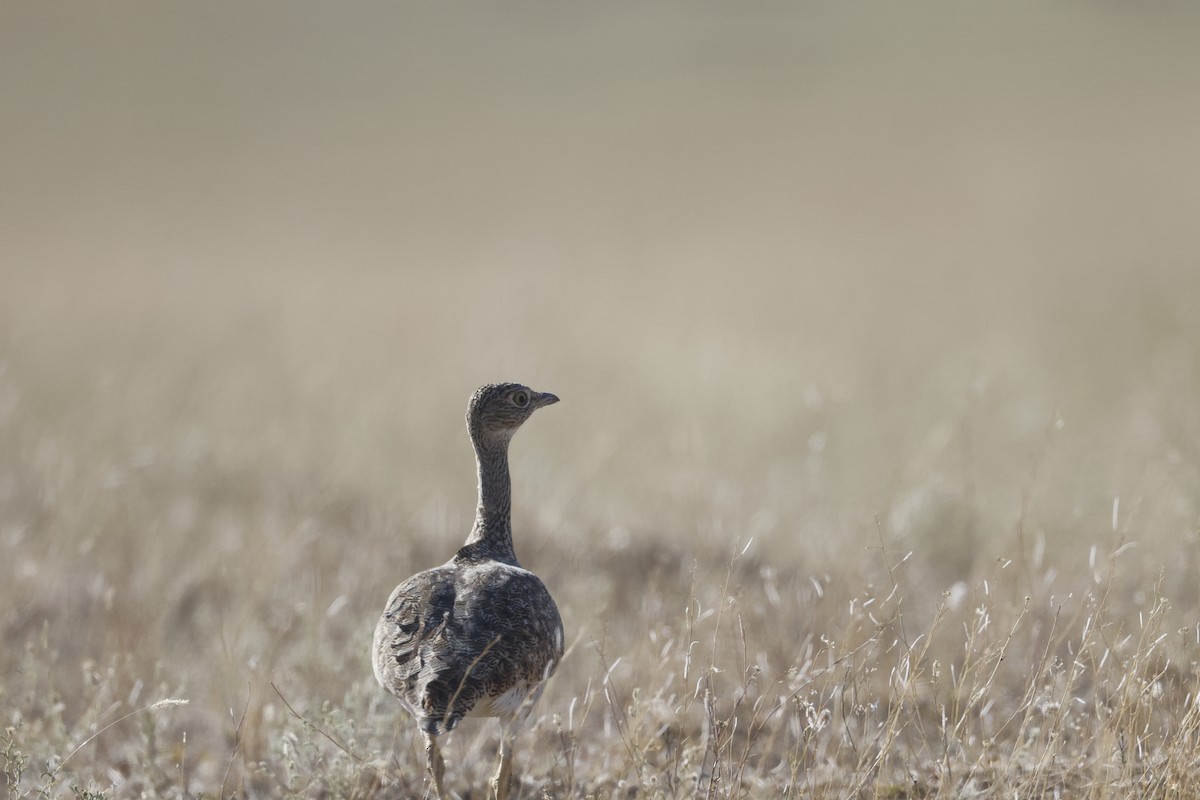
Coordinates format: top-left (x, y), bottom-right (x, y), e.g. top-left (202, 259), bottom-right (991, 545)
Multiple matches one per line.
top-left (3, 4), bottom-right (1200, 797)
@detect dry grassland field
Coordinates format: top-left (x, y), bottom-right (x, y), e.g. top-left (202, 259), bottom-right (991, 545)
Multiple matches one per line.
top-left (3, 4), bottom-right (1200, 799)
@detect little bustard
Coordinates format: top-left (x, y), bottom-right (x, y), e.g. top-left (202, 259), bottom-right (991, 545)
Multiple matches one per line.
top-left (373, 383), bottom-right (564, 800)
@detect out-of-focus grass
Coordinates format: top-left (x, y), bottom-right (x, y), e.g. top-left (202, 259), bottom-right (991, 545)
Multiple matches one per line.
top-left (3, 3), bottom-right (1200, 798)
top-left (2, 259), bottom-right (1199, 798)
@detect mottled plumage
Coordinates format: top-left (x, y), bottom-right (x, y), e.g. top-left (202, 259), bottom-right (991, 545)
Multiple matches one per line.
top-left (373, 383), bottom-right (563, 800)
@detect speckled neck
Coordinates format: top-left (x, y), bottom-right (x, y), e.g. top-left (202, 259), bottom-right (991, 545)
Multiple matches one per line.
top-left (457, 435), bottom-right (518, 565)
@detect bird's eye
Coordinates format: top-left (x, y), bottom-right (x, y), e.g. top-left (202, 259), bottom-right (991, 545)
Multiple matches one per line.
top-left (512, 391), bottom-right (529, 408)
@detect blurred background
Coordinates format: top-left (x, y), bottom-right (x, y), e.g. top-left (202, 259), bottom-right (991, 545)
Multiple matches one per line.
top-left (2, 1), bottom-right (1200, 794)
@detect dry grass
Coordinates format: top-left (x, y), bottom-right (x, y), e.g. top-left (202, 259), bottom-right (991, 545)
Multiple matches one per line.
top-left (3, 3), bottom-right (1200, 798)
top-left (2, 261), bottom-right (1199, 799)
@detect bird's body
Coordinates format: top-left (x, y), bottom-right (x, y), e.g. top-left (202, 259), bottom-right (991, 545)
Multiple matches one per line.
top-left (372, 558), bottom-right (563, 734)
top-left (373, 383), bottom-right (563, 800)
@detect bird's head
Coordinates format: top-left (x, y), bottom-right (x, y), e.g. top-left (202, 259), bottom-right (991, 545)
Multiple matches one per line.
top-left (466, 382), bottom-right (559, 448)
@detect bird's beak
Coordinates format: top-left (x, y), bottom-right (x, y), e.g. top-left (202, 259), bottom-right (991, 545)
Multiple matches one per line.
top-left (534, 391), bottom-right (560, 408)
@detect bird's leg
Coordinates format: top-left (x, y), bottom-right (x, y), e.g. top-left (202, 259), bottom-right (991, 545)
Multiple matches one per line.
top-left (490, 728), bottom-right (514, 800)
top-left (424, 732), bottom-right (445, 799)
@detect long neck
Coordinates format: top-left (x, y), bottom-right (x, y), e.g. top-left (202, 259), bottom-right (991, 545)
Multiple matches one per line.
top-left (458, 436), bottom-right (518, 564)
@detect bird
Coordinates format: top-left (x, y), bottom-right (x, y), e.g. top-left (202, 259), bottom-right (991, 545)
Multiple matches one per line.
top-left (373, 383), bottom-right (564, 800)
